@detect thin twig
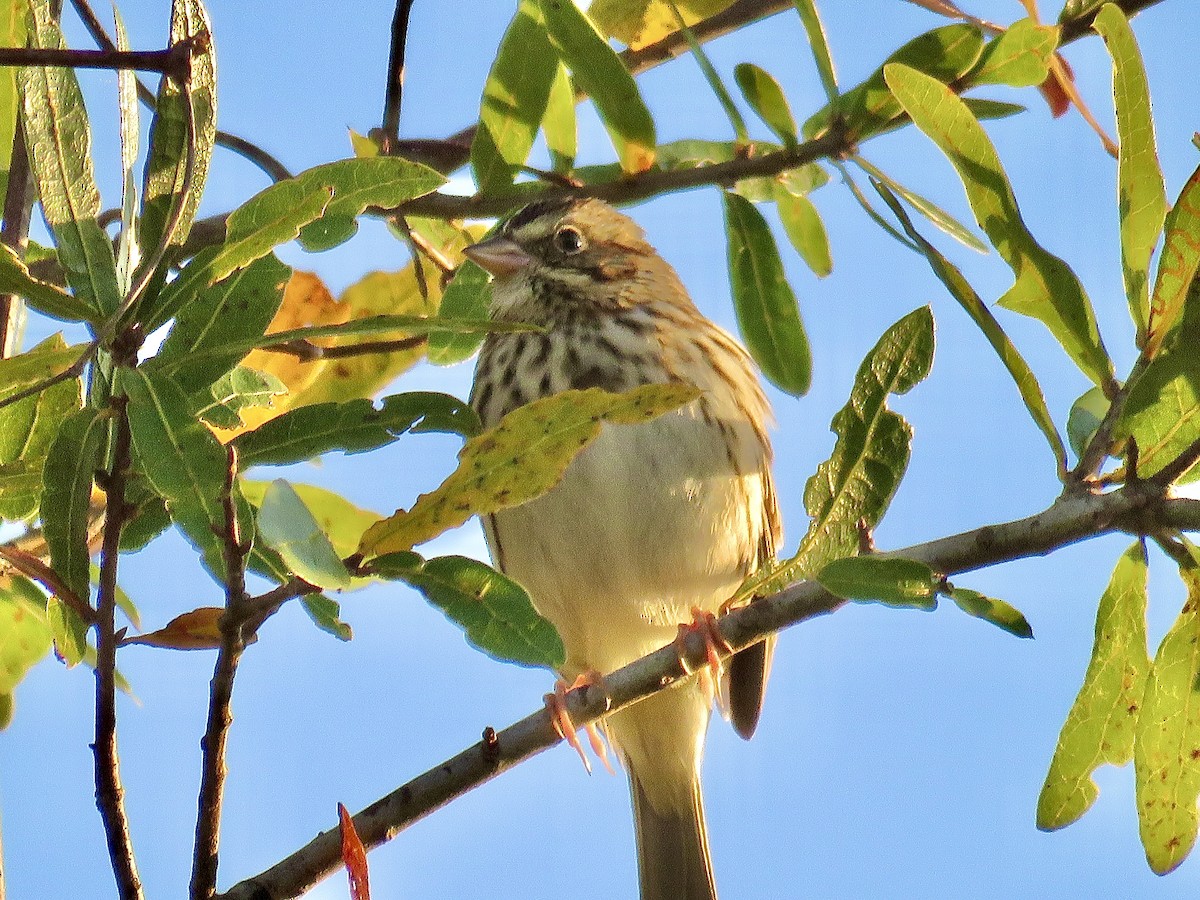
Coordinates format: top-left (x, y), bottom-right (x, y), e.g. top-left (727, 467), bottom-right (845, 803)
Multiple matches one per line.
top-left (0, 125), bottom-right (35, 359)
top-left (261, 335), bottom-right (427, 362)
top-left (93, 395), bottom-right (143, 900)
top-left (219, 486), bottom-right (1195, 900)
top-left (0, 544), bottom-right (95, 623)
top-left (380, 0), bottom-right (417, 151)
top-left (190, 447), bottom-right (253, 900)
top-left (0, 43), bottom-right (195, 78)
top-left (68, 0), bottom-right (292, 184)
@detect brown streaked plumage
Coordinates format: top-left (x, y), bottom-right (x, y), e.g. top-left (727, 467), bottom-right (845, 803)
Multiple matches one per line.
top-left (468, 198), bottom-right (780, 900)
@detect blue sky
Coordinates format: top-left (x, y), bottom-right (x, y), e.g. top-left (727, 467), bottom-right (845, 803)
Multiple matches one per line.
top-left (5, 1), bottom-right (1200, 897)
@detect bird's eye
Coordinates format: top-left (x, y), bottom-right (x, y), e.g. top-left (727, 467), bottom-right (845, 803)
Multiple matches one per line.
top-left (553, 226), bottom-right (585, 255)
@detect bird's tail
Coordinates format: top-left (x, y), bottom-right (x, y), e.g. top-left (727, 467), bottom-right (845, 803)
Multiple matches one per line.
top-left (608, 682), bottom-right (717, 900)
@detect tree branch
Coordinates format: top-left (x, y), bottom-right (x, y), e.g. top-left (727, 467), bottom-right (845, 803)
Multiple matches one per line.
top-left (0, 124), bottom-right (34, 359)
top-left (219, 485), bottom-right (1198, 900)
top-left (379, 0), bottom-right (417, 150)
top-left (93, 395), bottom-right (144, 900)
top-left (190, 447), bottom-right (253, 900)
top-left (0, 43), bottom-right (196, 79)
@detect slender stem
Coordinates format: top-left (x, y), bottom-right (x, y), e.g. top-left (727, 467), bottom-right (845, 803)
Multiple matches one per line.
top-left (219, 487), bottom-right (1198, 900)
top-left (93, 395), bottom-right (143, 900)
top-left (0, 124), bottom-right (34, 359)
top-left (380, 0), bottom-right (417, 150)
top-left (262, 334), bottom-right (427, 362)
top-left (0, 43), bottom-right (195, 78)
top-left (190, 447), bottom-right (252, 900)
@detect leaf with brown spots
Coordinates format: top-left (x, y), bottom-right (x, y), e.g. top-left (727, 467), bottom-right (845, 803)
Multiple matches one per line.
top-left (1038, 543), bottom-right (1150, 831)
top-left (121, 607), bottom-right (231, 651)
top-left (1135, 552), bottom-right (1200, 874)
top-left (357, 383), bottom-right (699, 558)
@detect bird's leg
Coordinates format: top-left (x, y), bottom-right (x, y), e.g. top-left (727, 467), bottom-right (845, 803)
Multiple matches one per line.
top-left (544, 671), bottom-right (615, 776)
top-left (675, 608), bottom-right (734, 716)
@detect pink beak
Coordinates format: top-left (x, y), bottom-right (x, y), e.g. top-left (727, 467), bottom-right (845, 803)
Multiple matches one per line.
top-left (463, 236), bottom-right (533, 278)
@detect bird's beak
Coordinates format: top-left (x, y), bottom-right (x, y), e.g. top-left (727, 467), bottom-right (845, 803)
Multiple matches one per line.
top-left (463, 236), bottom-right (533, 278)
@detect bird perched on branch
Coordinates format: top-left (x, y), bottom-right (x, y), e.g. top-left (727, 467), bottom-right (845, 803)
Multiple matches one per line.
top-left (467, 197), bottom-right (780, 900)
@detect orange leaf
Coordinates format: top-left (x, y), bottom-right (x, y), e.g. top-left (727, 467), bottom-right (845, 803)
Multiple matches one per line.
top-left (120, 607), bottom-right (237, 650)
top-left (1038, 53), bottom-right (1074, 118)
top-left (338, 802), bottom-right (371, 900)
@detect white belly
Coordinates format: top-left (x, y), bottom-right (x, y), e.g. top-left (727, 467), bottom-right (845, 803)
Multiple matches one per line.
top-left (487, 405), bottom-right (769, 677)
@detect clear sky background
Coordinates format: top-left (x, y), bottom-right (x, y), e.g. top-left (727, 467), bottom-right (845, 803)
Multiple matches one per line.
top-left (4, 1), bottom-right (1200, 897)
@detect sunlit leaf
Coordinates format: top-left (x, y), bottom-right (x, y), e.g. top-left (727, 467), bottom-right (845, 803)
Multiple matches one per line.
top-left (1094, 4), bottom-right (1166, 342)
top-left (114, 7), bottom-right (139, 298)
top-left (0, 243), bottom-right (95, 323)
top-left (0, 336), bottom-right (84, 406)
top-left (198, 367), bottom-right (287, 429)
top-left (40, 407), bottom-right (106, 605)
top-left (804, 24), bottom-right (985, 142)
top-left (774, 188), bottom-right (831, 277)
top-left (542, 0), bottom-right (656, 173)
top-left (358, 383), bottom-right (699, 558)
top-left (875, 180), bottom-right (1067, 475)
top-left (792, 0), bottom-right (837, 101)
top-left (734, 63), bottom-right (796, 146)
top-left (818, 556), bottom-right (939, 610)
top-left (949, 587), bottom-right (1033, 638)
top-left (241, 480), bottom-right (380, 561)
top-left (723, 192), bottom-right (811, 396)
top-left (969, 18), bottom-right (1059, 87)
top-left (1145, 164), bottom-right (1200, 358)
top-left (0, 0), bottom-right (27, 203)
top-left (544, 63), bottom-right (577, 172)
top-left (121, 607), bottom-right (226, 650)
top-left (471, 0), bottom-right (559, 193)
top-left (0, 576), bottom-right (51, 699)
top-left (589, 0), bottom-right (736, 48)
top-left (427, 262), bottom-right (492, 365)
top-left (1135, 553), bottom-right (1200, 874)
top-left (119, 368), bottom-right (252, 579)
top-left (20, 1), bottom-right (120, 317)
top-left (141, 0), bottom-right (216, 251)
top-left (1067, 386), bottom-right (1108, 460)
top-left (257, 480), bottom-right (350, 590)
top-left (371, 552), bottom-right (564, 669)
top-left (1039, 543), bottom-right (1148, 829)
top-left (885, 63), bottom-right (1112, 388)
top-left (742, 307), bottom-right (933, 599)
top-left (856, 156), bottom-right (987, 254)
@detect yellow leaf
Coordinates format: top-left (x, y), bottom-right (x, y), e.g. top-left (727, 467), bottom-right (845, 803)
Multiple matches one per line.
top-left (589, 0), bottom-right (737, 49)
top-left (357, 383), bottom-right (700, 558)
top-left (120, 607), bottom-right (245, 651)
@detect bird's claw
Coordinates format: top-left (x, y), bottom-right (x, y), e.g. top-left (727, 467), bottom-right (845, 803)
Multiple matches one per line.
top-left (675, 608), bottom-right (733, 716)
top-left (544, 672), bottom-right (615, 776)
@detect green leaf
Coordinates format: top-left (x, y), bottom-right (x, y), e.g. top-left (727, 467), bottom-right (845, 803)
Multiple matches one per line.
top-left (734, 63), bottom-right (797, 146)
top-left (20, 1), bottom-right (120, 317)
top-left (257, 480), bottom-right (351, 591)
top-left (1145, 163), bottom-right (1200, 358)
top-left (233, 392), bottom-right (479, 468)
top-left (885, 63), bottom-right (1112, 388)
top-left (589, 0), bottom-right (737, 47)
top-left (371, 551), bottom-right (564, 669)
top-left (151, 253), bottom-right (290, 393)
top-left (1038, 543), bottom-right (1149, 830)
top-left (471, 0), bottom-right (559, 193)
top-left (119, 494), bottom-right (172, 553)
top-left (804, 24), bottom-right (985, 142)
top-left (0, 336), bottom-right (85, 406)
top-left (818, 556), bottom-right (939, 610)
top-left (1135, 554), bottom-right (1200, 874)
top-left (792, 0), bottom-right (837, 101)
top-left (969, 18), bottom-right (1059, 87)
top-left (141, 0), bottom-right (216, 252)
top-left (774, 188), bottom-right (831, 277)
top-left (114, 7), bottom-right (138, 298)
top-left (723, 191), bottom-right (811, 396)
top-left (119, 368), bottom-right (251, 579)
top-left (742, 307), bottom-right (934, 599)
top-left (964, 98), bottom-right (1026, 121)
top-left (544, 63), bottom-right (577, 172)
top-left (241, 479), bottom-right (380, 561)
top-left (0, 0), bottom-right (27, 202)
top-left (949, 587), bottom-right (1033, 638)
top-left (875, 179), bottom-right (1067, 475)
top-left (40, 407), bottom-right (106, 604)
top-left (300, 593), bottom-right (353, 641)
top-left (46, 594), bottom-right (86, 667)
top-left (855, 155), bottom-right (987, 254)
top-left (201, 157), bottom-right (445, 286)
top-left (358, 383), bottom-right (699, 558)
top-left (427, 262), bottom-right (493, 366)
top-left (666, 2), bottom-right (748, 145)
top-left (0, 577), bottom-right (51, 696)
top-left (1067, 386), bottom-right (1108, 460)
top-left (541, 0), bottom-right (656, 174)
top-left (0, 243), bottom-right (96, 323)
top-left (1094, 4), bottom-right (1166, 342)
top-left (198, 366), bottom-right (286, 429)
